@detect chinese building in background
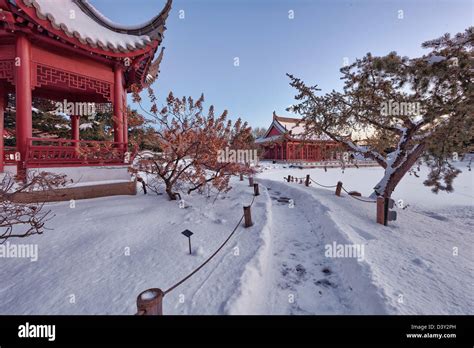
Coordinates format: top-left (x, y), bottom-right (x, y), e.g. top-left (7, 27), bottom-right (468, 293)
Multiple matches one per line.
top-left (256, 112), bottom-right (340, 162)
top-left (0, 0), bottom-right (171, 181)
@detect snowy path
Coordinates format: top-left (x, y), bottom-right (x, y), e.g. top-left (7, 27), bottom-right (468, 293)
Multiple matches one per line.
top-left (228, 179), bottom-right (387, 314)
top-left (1, 164), bottom-right (471, 314)
top-left (247, 164), bottom-right (473, 315)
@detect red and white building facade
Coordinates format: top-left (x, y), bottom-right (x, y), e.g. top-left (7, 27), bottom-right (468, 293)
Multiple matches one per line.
top-left (0, 0), bottom-right (171, 183)
top-left (256, 112), bottom-right (340, 162)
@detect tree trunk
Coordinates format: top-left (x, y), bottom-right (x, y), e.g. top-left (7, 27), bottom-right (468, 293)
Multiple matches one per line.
top-left (375, 143), bottom-right (426, 198)
top-left (165, 182), bottom-right (176, 200)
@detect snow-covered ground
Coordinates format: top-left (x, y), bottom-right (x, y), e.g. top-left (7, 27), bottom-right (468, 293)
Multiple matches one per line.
top-left (0, 160), bottom-right (472, 314)
top-left (252, 161), bottom-right (473, 314)
top-left (0, 182), bottom-right (268, 315)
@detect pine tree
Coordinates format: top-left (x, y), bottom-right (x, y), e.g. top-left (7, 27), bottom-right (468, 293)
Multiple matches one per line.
top-left (288, 28), bottom-right (473, 197)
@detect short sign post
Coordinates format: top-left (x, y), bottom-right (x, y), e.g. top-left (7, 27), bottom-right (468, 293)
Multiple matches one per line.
top-left (243, 206), bottom-right (253, 227)
top-left (181, 229), bottom-right (194, 255)
top-left (376, 197), bottom-right (397, 225)
top-left (136, 288), bottom-right (164, 315)
top-left (385, 198), bottom-right (397, 226)
top-left (376, 197), bottom-right (385, 225)
top-left (253, 183), bottom-right (259, 196)
top-left (335, 181), bottom-right (343, 196)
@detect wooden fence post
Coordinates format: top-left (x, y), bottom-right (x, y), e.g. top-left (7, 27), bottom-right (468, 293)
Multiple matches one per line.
top-left (376, 196), bottom-right (385, 225)
top-left (243, 205), bottom-right (253, 227)
top-left (253, 183), bottom-right (259, 196)
top-left (305, 175), bottom-right (310, 187)
top-left (248, 176), bottom-right (254, 187)
top-left (137, 288), bottom-right (164, 315)
top-left (335, 181), bottom-right (343, 196)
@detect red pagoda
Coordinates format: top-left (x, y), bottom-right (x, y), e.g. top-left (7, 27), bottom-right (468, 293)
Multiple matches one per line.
top-left (0, 0), bottom-right (171, 193)
top-left (256, 112), bottom-right (340, 162)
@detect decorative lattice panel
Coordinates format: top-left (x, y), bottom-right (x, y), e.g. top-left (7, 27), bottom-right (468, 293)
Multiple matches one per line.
top-left (35, 64), bottom-right (112, 102)
top-left (0, 60), bottom-right (14, 84)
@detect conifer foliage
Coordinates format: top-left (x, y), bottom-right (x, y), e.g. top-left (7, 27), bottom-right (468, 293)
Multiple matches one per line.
top-left (288, 28), bottom-right (473, 197)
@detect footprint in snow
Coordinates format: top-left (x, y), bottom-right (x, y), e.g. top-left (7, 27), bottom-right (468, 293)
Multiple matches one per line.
top-left (314, 278), bottom-right (337, 288)
top-left (295, 264), bottom-right (306, 277)
top-left (321, 267), bottom-right (332, 275)
top-left (422, 211), bottom-right (449, 221)
top-left (411, 257), bottom-right (434, 272)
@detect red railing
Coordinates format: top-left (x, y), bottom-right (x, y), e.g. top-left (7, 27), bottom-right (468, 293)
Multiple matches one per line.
top-left (4, 146), bottom-right (18, 164)
top-left (25, 138), bottom-right (126, 167)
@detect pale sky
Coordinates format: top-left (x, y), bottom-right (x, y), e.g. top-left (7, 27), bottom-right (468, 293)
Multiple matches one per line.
top-left (91, 0), bottom-right (473, 129)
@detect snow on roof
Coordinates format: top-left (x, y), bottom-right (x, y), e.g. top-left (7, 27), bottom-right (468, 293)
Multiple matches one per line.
top-left (75, 0), bottom-right (171, 37)
top-left (21, 0), bottom-right (159, 52)
top-left (272, 113), bottom-right (306, 136)
top-left (255, 135), bottom-right (282, 144)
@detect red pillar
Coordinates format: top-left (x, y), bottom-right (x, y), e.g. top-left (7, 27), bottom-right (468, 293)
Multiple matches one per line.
top-left (0, 85), bottom-right (4, 173)
top-left (15, 34), bottom-right (32, 171)
top-left (71, 116), bottom-right (80, 141)
top-left (113, 64), bottom-right (124, 144)
top-left (122, 94), bottom-right (128, 150)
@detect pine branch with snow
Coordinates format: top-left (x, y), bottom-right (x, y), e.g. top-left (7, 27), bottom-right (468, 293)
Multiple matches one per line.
top-left (288, 27), bottom-right (473, 198)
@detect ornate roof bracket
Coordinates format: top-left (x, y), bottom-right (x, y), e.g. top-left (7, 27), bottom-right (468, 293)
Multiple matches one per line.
top-left (144, 46), bottom-right (165, 87)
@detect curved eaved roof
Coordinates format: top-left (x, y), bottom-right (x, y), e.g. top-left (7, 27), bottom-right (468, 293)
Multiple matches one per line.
top-left (256, 111), bottom-right (330, 144)
top-left (74, 0), bottom-right (171, 39)
top-left (20, 0), bottom-right (171, 53)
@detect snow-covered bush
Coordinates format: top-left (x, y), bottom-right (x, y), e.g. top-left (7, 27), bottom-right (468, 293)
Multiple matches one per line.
top-left (1, 172), bottom-right (67, 242)
top-left (131, 89), bottom-right (254, 200)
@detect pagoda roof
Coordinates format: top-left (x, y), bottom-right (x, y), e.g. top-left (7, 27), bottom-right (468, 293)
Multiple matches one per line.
top-left (255, 111), bottom-right (331, 144)
top-left (271, 111), bottom-right (306, 136)
top-left (17, 0), bottom-right (172, 53)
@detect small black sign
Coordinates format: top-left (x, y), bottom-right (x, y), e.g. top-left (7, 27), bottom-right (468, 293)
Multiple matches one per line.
top-left (181, 229), bottom-right (194, 238)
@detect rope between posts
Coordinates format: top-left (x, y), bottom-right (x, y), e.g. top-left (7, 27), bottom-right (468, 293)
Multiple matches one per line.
top-left (284, 175), bottom-right (375, 203)
top-left (341, 185), bottom-right (376, 203)
top-left (163, 193), bottom-right (257, 296)
top-left (310, 178), bottom-right (338, 189)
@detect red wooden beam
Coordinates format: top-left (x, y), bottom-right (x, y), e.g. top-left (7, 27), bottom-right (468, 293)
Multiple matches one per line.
top-left (15, 33), bottom-right (32, 173)
top-left (0, 83), bottom-right (4, 172)
top-left (71, 115), bottom-right (80, 142)
top-left (114, 64), bottom-right (124, 144)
